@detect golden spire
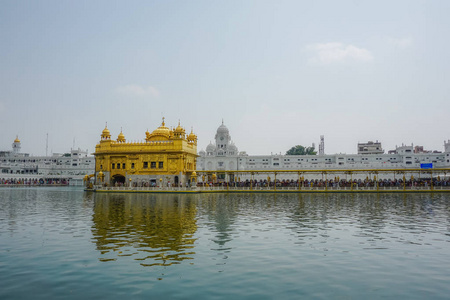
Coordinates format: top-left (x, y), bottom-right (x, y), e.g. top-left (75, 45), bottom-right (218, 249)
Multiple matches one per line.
top-left (117, 127), bottom-right (125, 142)
top-left (101, 122), bottom-right (111, 139)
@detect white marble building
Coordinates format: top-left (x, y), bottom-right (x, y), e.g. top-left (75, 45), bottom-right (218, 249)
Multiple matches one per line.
top-left (0, 137), bottom-right (95, 185)
top-left (197, 122), bottom-right (450, 180)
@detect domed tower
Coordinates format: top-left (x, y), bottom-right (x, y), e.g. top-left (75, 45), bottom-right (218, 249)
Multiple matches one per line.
top-left (228, 142), bottom-right (238, 156)
top-left (215, 120), bottom-right (231, 153)
top-left (101, 124), bottom-right (111, 140)
top-left (173, 121), bottom-right (186, 139)
top-left (117, 128), bottom-right (126, 143)
top-left (187, 128), bottom-right (197, 145)
top-left (206, 141), bottom-right (216, 156)
top-left (12, 136), bottom-right (21, 154)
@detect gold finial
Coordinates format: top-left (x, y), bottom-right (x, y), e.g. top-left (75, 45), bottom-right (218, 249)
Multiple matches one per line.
top-left (162, 117), bottom-right (165, 126)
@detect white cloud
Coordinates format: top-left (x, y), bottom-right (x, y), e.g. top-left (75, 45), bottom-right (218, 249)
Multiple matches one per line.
top-left (388, 37), bottom-right (413, 48)
top-left (116, 84), bottom-right (160, 97)
top-left (306, 42), bottom-right (374, 64)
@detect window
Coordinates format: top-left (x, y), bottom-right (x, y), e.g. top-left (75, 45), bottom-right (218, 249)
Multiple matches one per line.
top-left (158, 162), bottom-right (163, 168)
top-left (143, 162), bottom-right (148, 169)
top-left (112, 163), bottom-right (115, 169)
top-left (131, 163), bottom-right (135, 169)
top-left (117, 164), bottom-right (120, 169)
top-left (151, 162), bottom-right (156, 169)
top-left (122, 163), bottom-right (125, 169)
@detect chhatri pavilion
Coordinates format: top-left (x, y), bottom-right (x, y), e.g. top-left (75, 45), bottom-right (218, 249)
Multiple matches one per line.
top-left (93, 118), bottom-right (197, 187)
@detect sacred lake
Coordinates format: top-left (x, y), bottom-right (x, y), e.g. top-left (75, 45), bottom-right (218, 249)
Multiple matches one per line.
top-left (1, 187), bottom-right (449, 299)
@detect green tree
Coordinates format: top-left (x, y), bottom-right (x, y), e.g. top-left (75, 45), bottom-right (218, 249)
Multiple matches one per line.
top-left (286, 145), bottom-right (317, 155)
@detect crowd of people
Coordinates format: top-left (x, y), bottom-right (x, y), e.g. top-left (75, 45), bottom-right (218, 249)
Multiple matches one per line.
top-left (199, 177), bottom-right (450, 189)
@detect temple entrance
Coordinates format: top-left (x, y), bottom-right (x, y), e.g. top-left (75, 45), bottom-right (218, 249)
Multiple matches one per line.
top-left (174, 176), bottom-right (179, 186)
top-left (112, 174), bottom-right (126, 186)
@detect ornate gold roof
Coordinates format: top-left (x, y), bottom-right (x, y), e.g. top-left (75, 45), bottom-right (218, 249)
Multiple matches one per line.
top-left (146, 117), bottom-right (171, 141)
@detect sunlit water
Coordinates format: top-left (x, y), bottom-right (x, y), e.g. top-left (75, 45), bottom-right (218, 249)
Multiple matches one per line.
top-left (1, 187), bottom-right (450, 299)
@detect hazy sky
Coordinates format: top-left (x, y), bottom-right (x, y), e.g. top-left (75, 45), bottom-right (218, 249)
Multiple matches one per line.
top-left (1, 1), bottom-right (449, 156)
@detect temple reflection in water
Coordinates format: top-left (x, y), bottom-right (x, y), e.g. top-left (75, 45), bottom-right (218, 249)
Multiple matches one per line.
top-left (89, 192), bottom-right (447, 269)
top-left (91, 193), bottom-right (198, 267)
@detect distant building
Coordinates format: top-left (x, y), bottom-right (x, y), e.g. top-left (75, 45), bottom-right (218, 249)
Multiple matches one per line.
top-left (0, 136), bottom-right (94, 185)
top-left (357, 141), bottom-right (384, 155)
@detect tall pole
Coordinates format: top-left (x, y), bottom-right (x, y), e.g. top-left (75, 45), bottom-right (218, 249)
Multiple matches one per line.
top-left (431, 170), bottom-right (433, 191)
top-left (351, 171), bottom-right (353, 191)
top-left (274, 172), bottom-right (277, 191)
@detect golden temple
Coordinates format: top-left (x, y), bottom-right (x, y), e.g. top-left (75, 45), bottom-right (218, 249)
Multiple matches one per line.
top-left (93, 118), bottom-right (197, 187)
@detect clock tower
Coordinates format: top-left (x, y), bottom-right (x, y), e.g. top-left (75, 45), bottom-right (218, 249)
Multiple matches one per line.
top-left (215, 120), bottom-right (230, 154)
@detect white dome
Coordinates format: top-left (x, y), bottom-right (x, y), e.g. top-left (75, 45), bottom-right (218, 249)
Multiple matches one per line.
top-left (206, 142), bottom-right (216, 152)
top-left (198, 149), bottom-right (206, 156)
top-left (216, 123), bottom-right (229, 134)
top-left (229, 143), bottom-right (238, 152)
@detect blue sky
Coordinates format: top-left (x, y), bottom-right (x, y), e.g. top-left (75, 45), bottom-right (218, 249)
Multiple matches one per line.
top-left (1, 0), bottom-right (449, 155)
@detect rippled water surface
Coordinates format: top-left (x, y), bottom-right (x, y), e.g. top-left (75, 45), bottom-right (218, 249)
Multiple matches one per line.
top-left (1, 187), bottom-right (450, 299)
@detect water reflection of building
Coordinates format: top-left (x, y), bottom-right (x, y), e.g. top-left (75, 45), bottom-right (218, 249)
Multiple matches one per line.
top-left (91, 193), bottom-right (198, 266)
top-left (199, 194), bottom-right (240, 247)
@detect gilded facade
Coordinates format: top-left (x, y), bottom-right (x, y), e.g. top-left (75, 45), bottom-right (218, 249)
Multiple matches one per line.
top-left (94, 118), bottom-right (197, 187)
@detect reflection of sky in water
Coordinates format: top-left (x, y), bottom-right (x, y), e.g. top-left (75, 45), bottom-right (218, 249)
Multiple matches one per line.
top-left (2, 189), bottom-right (450, 299)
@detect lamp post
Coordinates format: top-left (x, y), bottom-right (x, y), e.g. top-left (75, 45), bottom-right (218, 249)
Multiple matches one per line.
top-left (191, 171), bottom-right (197, 188)
top-left (212, 173), bottom-right (217, 189)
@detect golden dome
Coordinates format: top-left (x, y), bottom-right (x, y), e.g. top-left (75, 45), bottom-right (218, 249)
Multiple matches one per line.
top-left (173, 120), bottom-right (186, 138)
top-left (117, 129), bottom-right (126, 143)
top-left (147, 117), bottom-right (171, 141)
top-left (187, 128), bottom-right (197, 142)
top-left (101, 124), bottom-right (111, 139)
top-left (175, 121), bottom-right (185, 133)
top-left (102, 127), bottom-right (110, 135)
top-left (192, 171), bottom-right (197, 177)
top-left (14, 136), bottom-right (20, 143)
